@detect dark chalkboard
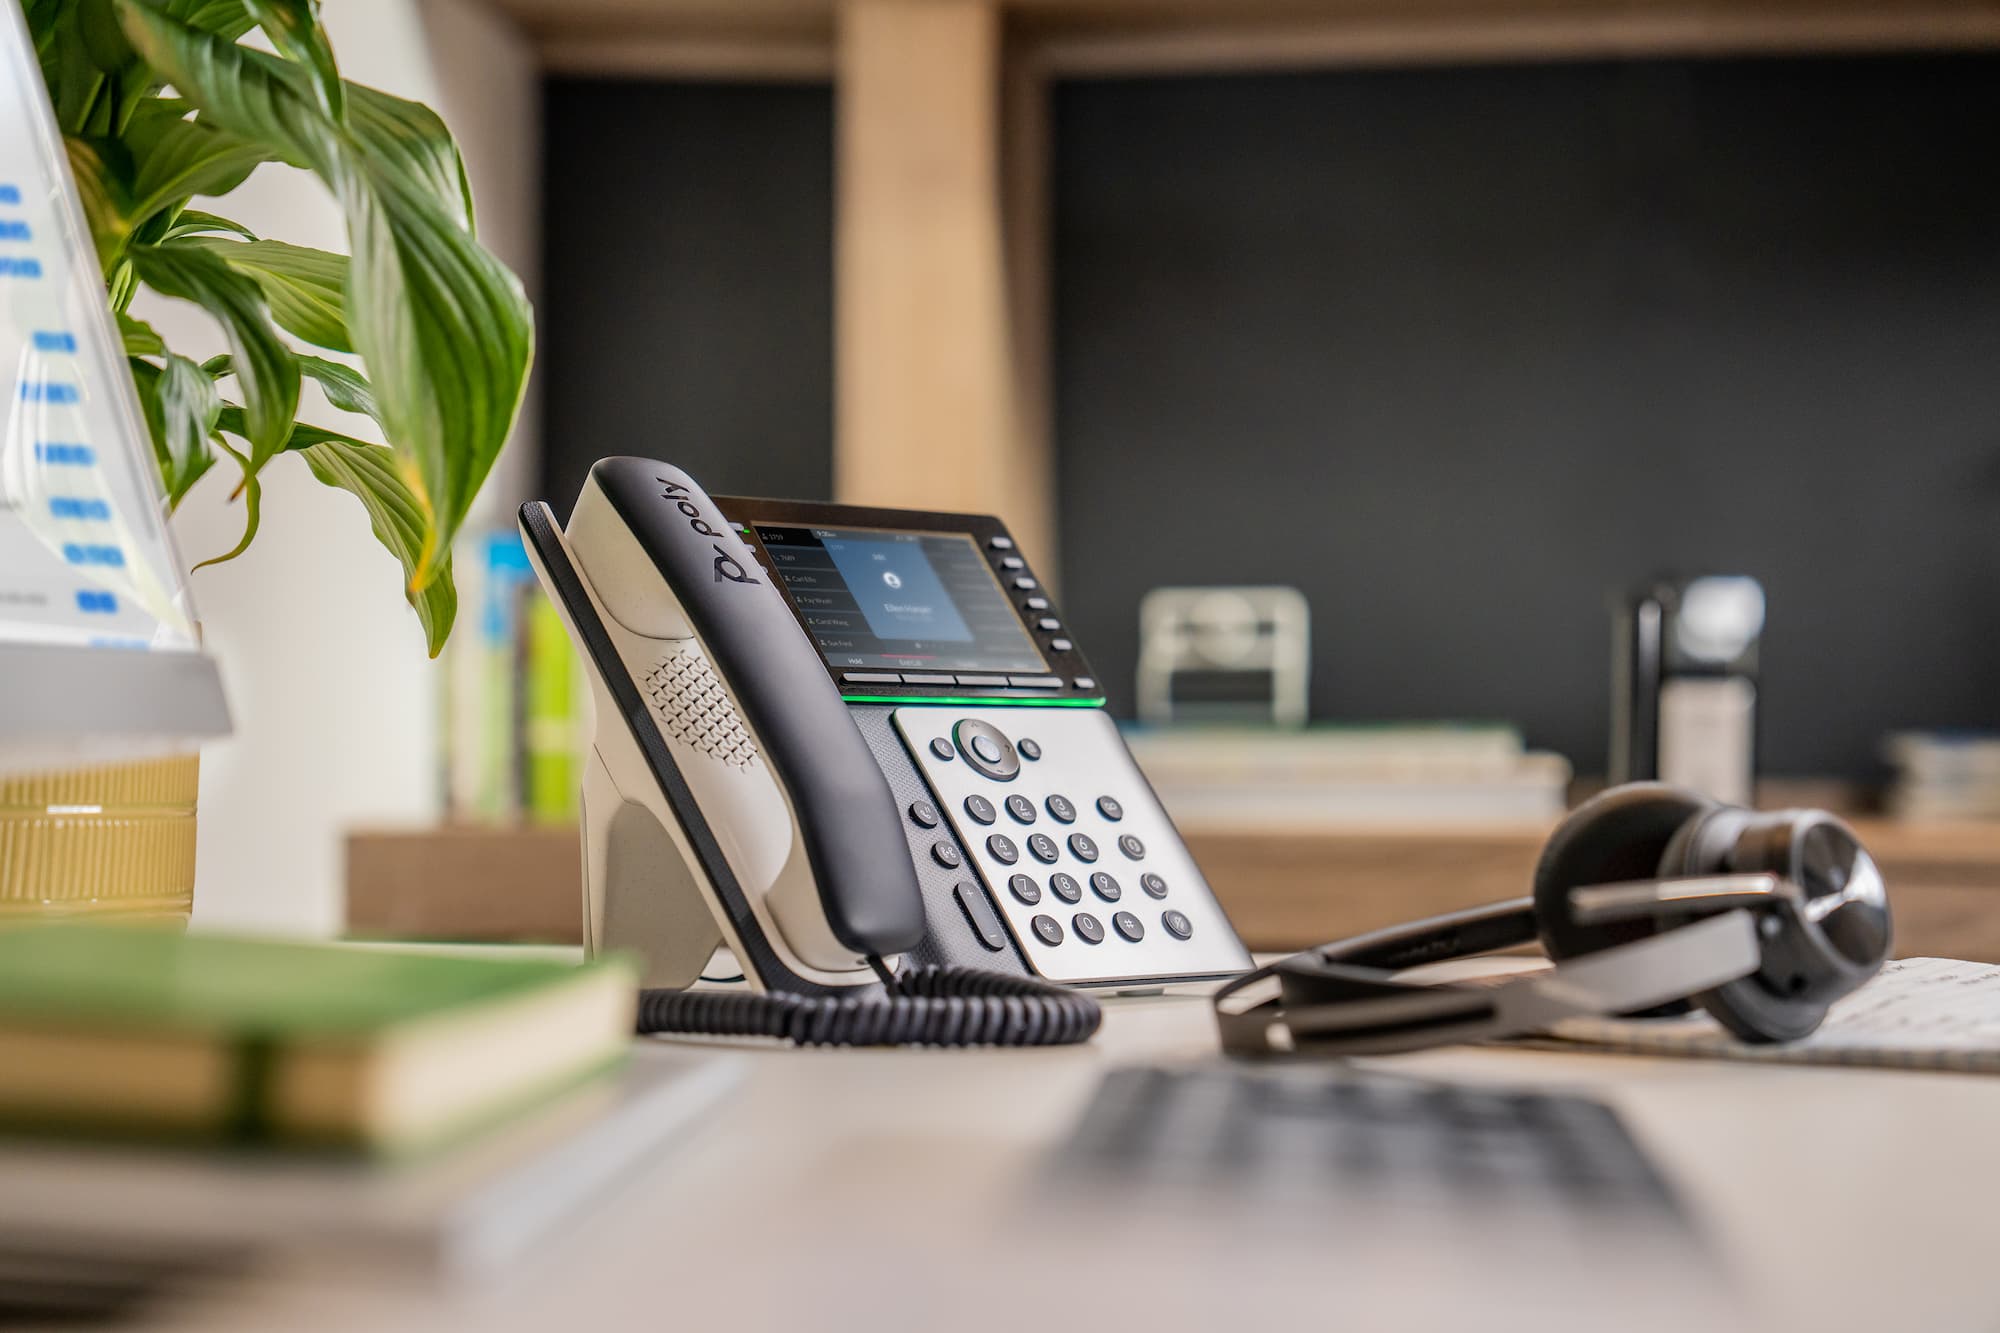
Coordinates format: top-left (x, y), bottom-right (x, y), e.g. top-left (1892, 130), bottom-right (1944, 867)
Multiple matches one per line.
top-left (539, 80), bottom-right (835, 514)
top-left (1053, 57), bottom-right (2000, 780)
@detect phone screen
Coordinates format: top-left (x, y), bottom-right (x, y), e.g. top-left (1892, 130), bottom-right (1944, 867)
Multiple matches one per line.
top-left (750, 523), bottom-right (1046, 675)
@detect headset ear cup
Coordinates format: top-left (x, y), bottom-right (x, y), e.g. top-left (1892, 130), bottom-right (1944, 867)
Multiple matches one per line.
top-left (1533, 784), bottom-right (1718, 962)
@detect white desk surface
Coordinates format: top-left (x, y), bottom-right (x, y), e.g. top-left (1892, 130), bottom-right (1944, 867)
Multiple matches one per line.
top-left (149, 987), bottom-right (2000, 1333)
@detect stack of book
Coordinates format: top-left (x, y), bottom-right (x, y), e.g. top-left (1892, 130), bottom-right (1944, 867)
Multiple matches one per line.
top-left (1122, 723), bottom-right (1572, 828)
top-left (443, 531), bottom-right (587, 826)
top-left (1885, 732), bottom-right (2000, 821)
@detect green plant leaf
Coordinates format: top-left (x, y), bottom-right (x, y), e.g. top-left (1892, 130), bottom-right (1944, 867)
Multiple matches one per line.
top-left (129, 238), bottom-right (300, 470)
top-left (345, 82), bottom-right (472, 230)
top-left (127, 113), bottom-right (272, 229)
top-left (128, 353), bottom-right (220, 506)
top-left (63, 134), bottom-right (130, 266)
top-left (160, 0), bottom-right (255, 40)
top-left (336, 162), bottom-right (529, 587)
top-left (117, 310), bottom-right (164, 355)
top-left (294, 429), bottom-right (457, 654)
top-left (296, 353), bottom-right (377, 422)
top-left (241, 0), bottom-right (341, 122)
top-left (163, 207), bottom-right (256, 240)
top-left (116, 0), bottom-right (332, 171)
top-left (195, 431), bottom-right (260, 568)
top-left (185, 235), bottom-right (349, 351)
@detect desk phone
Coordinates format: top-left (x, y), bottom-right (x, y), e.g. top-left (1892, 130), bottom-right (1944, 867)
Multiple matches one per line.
top-left (520, 459), bottom-right (1248, 1045)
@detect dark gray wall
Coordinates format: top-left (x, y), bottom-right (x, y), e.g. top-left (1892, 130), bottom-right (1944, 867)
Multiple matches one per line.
top-left (536, 60), bottom-right (2000, 782)
top-left (1054, 57), bottom-right (2000, 780)
top-left (539, 80), bottom-right (835, 513)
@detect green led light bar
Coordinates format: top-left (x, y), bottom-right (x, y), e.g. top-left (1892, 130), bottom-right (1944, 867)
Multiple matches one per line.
top-left (840, 694), bottom-right (1107, 708)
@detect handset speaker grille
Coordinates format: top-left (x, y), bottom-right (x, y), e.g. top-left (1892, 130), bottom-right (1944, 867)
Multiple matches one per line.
top-left (643, 648), bottom-right (759, 769)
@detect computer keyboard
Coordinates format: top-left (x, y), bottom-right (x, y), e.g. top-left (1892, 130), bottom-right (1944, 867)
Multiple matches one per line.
top-left (1055, 1063), bottom-right (1688, 1223)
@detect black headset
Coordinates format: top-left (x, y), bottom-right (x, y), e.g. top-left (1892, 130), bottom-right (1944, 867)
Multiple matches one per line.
top-left (1214, 783), bottom-right (1892, 1058)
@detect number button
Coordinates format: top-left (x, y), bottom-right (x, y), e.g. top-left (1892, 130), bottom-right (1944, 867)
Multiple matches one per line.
top-left (1089, 872), bottom-right (1122, 902)
top-left (1117, 834), bottom-right (1146, 861)
top-left (1027, 833), bottom-right (1060, 864)
top-left (1008, 873), bottom-right (1041, 905)
top-left (1045, 794), bottom-right (1077, 823)
top-left (908, 801), bottom-right (940, 829)
top-left (1162, 910), bottom-right (1193, 940)
top-left (1005, 794), bottom-right (1037, 824)
top-left (931, 841), bottom-right (962, 869)
top-left (1113, 911), bottom-right (1144, 942)
top-left (963, 794), bottom-right (996, 825)
top-left (1068, 832), bottom-right (1099, 863)
top-left (1049, 872), bottom-right (1082, 904)
top-left (1096, 796), bottom-right (1124, 821)
top-left (1031, 914), bottom-right (1064, 946)
top-left (1072, 912), bottom-right (1105, 944)
top-left (986, 834), bottom-right (1020, 865)
top-left (1141, 872), bottom-right (1168, 899)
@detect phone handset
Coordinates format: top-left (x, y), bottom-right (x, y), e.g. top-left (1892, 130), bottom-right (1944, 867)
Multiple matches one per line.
top-left (522, 459), bottom-right (1099, 1047)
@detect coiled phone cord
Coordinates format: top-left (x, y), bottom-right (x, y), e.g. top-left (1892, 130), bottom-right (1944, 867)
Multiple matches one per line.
top-left (635, 959), bottom-right (1102, 1047)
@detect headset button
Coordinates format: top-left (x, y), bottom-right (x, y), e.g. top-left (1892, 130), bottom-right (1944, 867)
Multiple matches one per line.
top-left (1027, 833), bottom-right (1060, 864)
top-left (1045, 794), bottom-right (1077, 823)
top-left (1141, 872), bottom-right (1168, 899)
top-left (1031, 914), bottom-right (1064, 947)
top-left (1072, 912), bottom-right (1105, 945)
top-left (1090, 872), bottom-right (1122, 902)
top-left (1162, 910), bottom-right (1193, 940)
top-left (986, 834), bottom-right (1020, 865)
top-left (1068, 833), bottom-right (1099, 863)
top-left (1113, 911), bottom-right (1144, 942)
top-left (908, 800), bottom-right (940, 829)
top-left (1096, 796), bottom-right (1124, 822)
top-left (963, 794), bottom-right (997, 825)
top-left (931, 841), bottom-right (963, 869)
top-left (1117, 834), bottom-right (1146, 860)
top-left (1009, 874), bottom-right (1042, 905)
top-left (1049, 872), bottom-right (1083, 904)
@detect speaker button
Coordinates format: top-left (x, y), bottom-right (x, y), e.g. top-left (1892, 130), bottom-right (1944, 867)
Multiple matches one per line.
top-left (1162, 910), bottom-right (1193, 940)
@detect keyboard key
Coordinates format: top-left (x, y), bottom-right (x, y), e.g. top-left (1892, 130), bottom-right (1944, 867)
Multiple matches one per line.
top-left (908, 801), bottom-right (940, 829)
top-left (1068, 833), bottom-right (1099, 863)
top-left (987, 834), bottom-right (1020, 866)
top-left (1162, 909), bottom-right (1192, 939)
top-left (1141, 872), bottom-right (1168, 899)
top-left (1006, 794), bottom-right (1037, 823)
top-left (1072, 912), bottom-right (1105, 944)
top-left (1027, 833), bottom-right (1060, 864)
top-left (1118, 833), bottom-right (1146, 860)
top-left (964, 794), bottom-right (996, 825)
top-left (1031, 914), bottom-right (1063, 946)
top-left (1046, 794), bottom-right (1077, 823)
top-left (1009, 874), bottom-right (1041, 905)
top-left (1090, 872), bottom-right (1122, 902)
top-left (1113, 911), bottom-right (1144, 942)
top-left (1049, 872), bottom-right (1083, 904)
top-left (1096, 796), bottom-right (1124, 821)
top-left (932, 841), bottom-right (963, 870)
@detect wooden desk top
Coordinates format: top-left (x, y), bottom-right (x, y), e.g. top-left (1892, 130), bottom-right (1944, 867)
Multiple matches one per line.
top-left (146, 984), bottom-right (2000, 1333)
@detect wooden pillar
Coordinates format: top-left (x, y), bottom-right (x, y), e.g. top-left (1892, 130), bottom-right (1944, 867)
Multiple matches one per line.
top-left (834, 0), bottom-right (1054, 569)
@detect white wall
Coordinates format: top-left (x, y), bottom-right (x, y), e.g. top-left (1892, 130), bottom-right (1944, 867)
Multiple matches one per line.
top-left (161, 1), bottom-right (541, 936)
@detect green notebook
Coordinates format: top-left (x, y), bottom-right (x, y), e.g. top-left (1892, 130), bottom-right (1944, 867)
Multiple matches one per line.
top-left (0, 927), bottom-right (635, 1153)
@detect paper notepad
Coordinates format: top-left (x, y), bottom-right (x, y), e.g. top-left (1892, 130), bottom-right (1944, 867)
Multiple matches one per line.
top-left (1527, 958), bottom-right (2000, 1073)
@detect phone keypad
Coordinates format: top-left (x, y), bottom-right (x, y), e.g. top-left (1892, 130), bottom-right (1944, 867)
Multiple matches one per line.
top-left (895, 706), bottom-right (1251, 986)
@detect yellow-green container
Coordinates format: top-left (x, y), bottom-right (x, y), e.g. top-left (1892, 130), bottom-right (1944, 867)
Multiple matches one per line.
top-left (0, 755), bottom-right (200, 923)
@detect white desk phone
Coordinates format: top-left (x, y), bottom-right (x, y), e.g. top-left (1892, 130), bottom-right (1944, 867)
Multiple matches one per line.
top-left (519, 459), bottom-right (1252, 1046)
top-left (521, 458), bottom-right (1892, 1055)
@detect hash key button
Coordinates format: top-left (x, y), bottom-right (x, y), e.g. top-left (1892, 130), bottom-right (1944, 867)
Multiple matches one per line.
top-left (1113, 911), bottom-right (1144, 942)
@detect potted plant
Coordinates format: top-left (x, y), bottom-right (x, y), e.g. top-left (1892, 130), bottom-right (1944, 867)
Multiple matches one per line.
top-left (3, 0), bottom-right (532, 923)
